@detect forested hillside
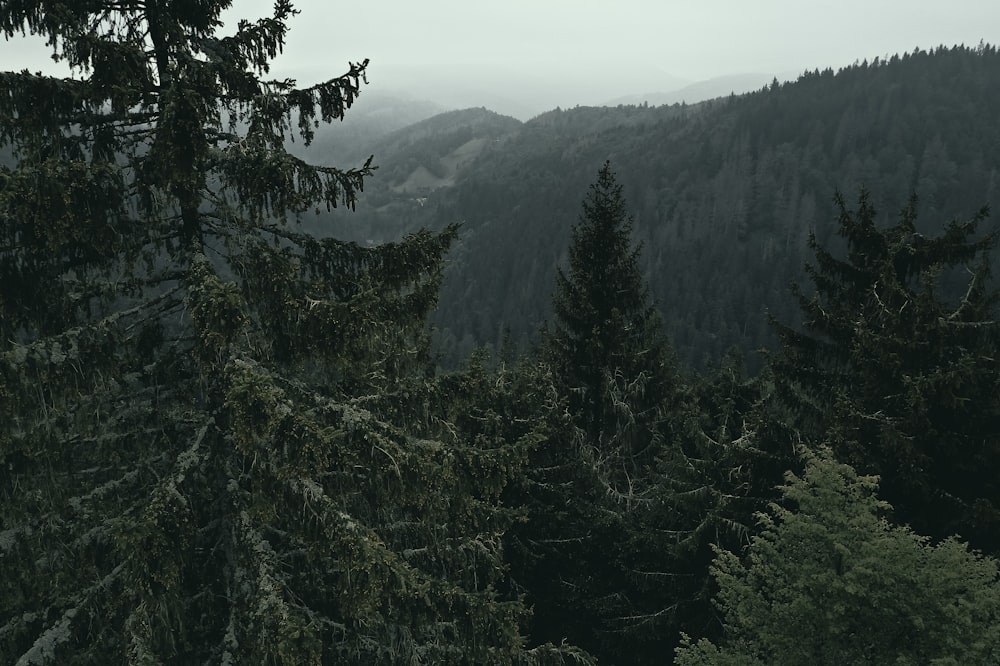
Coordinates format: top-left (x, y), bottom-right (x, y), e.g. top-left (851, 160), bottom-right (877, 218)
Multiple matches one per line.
top-left (284, 90), bottom-right (445, 166)
top-left (314, 45), bottom-right (1000, 369)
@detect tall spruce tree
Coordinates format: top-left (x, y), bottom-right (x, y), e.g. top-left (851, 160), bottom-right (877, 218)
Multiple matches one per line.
top-left (523, 162), bottom-right (680, 662)
top-left (770, 189), bottom-right (1000, 553)
top-left (0, 2), bottom-right (557, 663)
top-left (546, 160), bottom-right (676, 481)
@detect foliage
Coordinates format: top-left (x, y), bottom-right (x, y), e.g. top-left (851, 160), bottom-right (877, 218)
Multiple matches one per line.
top-left (0, 2), bottom-right (548, 663)
top-left (431, 351), bottom-right (599, 665)
top-left (496, 359), bottom-right (608, 661)
top-left (674, 450), bottom-right (1000, 665)
top-left (770, 189), bottom-right (1000, 552)
top-left (621, 360), bottom-right (783, 648)
top-left (6, 7), bottom-right (998, 661)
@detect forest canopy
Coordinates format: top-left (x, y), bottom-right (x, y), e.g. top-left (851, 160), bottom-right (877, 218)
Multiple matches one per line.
top-left (1, 3), bottom-right (998, 664)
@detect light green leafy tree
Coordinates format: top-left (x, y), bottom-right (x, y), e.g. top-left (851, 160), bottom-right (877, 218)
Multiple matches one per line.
top-left (0, 1), bottom-right (559, 663)
top-left (674, 450), bottom-right (1000, 666)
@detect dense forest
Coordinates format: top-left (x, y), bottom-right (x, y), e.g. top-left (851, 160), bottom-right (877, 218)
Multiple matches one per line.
top-left (2, 2), bottom-right (999, 664)
top-left (302, 45), bottom-right (1000, 370)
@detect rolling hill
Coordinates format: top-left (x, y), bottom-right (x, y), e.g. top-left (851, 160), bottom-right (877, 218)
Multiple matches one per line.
top-left (310, 44), bottom-right (1000, 370)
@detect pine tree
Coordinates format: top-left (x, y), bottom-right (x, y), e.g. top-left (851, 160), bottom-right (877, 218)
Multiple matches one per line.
top-left (432, 351), bottom-right (598, 665)
top-left (493, 355), bottom-right (608, 660)
top-left (769, 189), bottom-right (1000, 553)
top-left (0, 2), bottom-right (549, 662)
top-left (621, 359), bottom-right (778, 650)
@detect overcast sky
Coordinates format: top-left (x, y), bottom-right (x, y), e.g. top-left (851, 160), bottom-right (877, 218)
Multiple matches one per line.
top-left (221, 0), bottom-right (997, 79)
top-left (4, 1), bottom-right (998, 116)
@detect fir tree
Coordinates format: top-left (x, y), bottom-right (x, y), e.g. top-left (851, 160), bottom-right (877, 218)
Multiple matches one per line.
top-left (621, 360), bottom-right (775, 653)
top-left (495, 356), bottom-right (608, 660)
top-left (770, 189), bottom-right (1000, 552)
top-left (0, 2), bottom-right (555, 662)
top-left (527, 162), bottom-right (680, 662)
top-left (546, 160), bottom-right (676, 482)
top-left (432, 351), bottom-right (598, 664)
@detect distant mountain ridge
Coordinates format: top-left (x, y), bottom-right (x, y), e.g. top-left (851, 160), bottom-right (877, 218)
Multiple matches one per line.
top-left (602, 72), bottom-right (798, 107)
top-left (367, 62), bottom-right (694, 120)
top-left (289, 90), bottom-right (446, 165)
top-left (311, 45), bottom-right (1000, 369)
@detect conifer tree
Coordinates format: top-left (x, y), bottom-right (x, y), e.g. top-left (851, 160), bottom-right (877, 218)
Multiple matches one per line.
top-left (770, 189), bottom-right (1000, 553)
top-left (527, 162), bottom-right (680, 661)
top-left (0, 2), bottom-right (553, 662)
top-left (619, 360), bottom-right (774, 652)
top-left (432, 351), bottom-right (598, 664)
top-left (495, 357), bottom-right (608, 660)
top-left (546, 160), bottom-right (676, 482)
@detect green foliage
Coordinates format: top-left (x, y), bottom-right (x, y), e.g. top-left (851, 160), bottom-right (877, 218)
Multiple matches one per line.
top-left (770, 189), bottom-right (1000, 551)
top-left (5, 8), bottom-right (997, 662)
top-left (0, 2), bottom-right (549, 663)
top-left (674, 450), bottom-right (1000, 665)
top-left (620, 360), bottom-right (786, 652)
top-left (430, 351), bottom-right (599, 665)
top-left (491, 358), bottom-right (606, 658)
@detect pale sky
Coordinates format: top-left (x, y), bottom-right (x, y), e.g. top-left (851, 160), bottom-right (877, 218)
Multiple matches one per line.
top-left (3, 1), bottom-right (998, 117)
top-left (222, 0), bottom-right (997, 79)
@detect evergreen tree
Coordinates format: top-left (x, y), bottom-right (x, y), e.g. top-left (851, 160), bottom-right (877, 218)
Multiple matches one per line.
top-left (0, 2), bottom-right (549, 662)
top-left (770, 189), bottom-right (1000, 552)
top-left (624, 360), bottom-right (779, 650)
top-left (525, 162), bottom-right (680, 662)
top-left (432, 351), bottom-right (598, 665)
top-left (675, 450), bottom-right (1000, 665)
top-left (495, 357), bottom-right (608, 660)
top-left (546, 160), bottom-right (676, 482)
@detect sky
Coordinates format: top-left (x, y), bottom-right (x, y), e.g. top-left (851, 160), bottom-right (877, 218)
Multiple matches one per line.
top-left (220, 1), bottom-right (998, 80)
top-left (4, 1), bottom-right (998, 117)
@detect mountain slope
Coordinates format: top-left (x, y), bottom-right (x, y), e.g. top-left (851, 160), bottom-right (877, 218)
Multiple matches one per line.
top-left (314, 45), bottom-right (1000, 369)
